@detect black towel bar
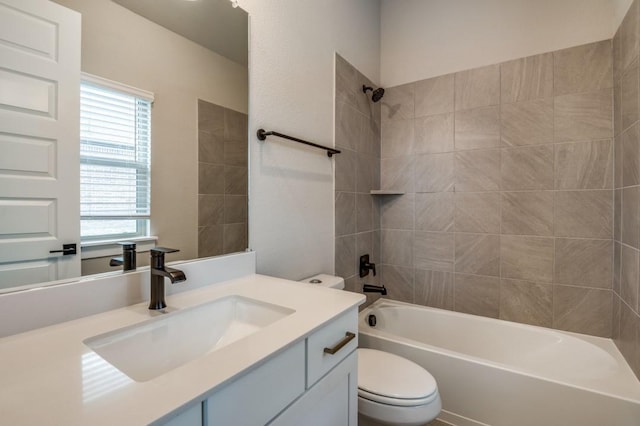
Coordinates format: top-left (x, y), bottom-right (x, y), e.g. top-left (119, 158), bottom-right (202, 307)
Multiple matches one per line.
top-left (257, 129), bottom-right (341, 157)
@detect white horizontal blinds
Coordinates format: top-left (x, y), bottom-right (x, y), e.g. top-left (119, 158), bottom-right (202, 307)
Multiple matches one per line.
top-left (80, 75), bottom-right (153, 239)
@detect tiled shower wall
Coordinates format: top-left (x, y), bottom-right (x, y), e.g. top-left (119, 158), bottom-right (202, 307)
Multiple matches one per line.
top-left (334, 54), bottom-right (382, 298)
top-left (379, 40), bottom-right (615, 338)
top-left (198, 100), bottom-right (248, 257)
top-left (613, 0), bottom-right (640, 378)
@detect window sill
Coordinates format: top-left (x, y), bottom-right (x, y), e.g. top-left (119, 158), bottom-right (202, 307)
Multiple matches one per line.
top-left (81, 236), bottom-right (158, 260)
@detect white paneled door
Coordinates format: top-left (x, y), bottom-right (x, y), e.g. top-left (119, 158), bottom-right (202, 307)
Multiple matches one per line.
top-left (0, 0), bottom-right (80, 287)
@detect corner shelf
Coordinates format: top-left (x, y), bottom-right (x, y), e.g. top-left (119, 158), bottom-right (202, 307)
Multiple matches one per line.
top-left (369, 190), bottom-right (405, 195)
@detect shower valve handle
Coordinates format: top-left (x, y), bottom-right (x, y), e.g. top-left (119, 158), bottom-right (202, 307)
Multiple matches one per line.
top-left (359, 254), bottom-right (376, 278)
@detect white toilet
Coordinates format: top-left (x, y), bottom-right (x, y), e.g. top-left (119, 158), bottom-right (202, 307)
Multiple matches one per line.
top-left (300, 274), bottom-right (442, 426)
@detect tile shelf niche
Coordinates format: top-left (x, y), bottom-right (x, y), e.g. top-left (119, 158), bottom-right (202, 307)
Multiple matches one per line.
top-left (369, 190), bottom-right (405, 195)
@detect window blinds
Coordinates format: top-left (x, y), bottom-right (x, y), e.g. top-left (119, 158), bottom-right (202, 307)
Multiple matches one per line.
top-left (80, 76), bottom-right (153, 239)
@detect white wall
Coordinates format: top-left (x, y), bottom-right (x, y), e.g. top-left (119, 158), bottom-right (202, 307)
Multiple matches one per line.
top-left (54, 0), bottom-right (248, 273)
top-left (241, 0), bottom-right (380, 280)
top-left (381, 0), bottom-right (622, 87)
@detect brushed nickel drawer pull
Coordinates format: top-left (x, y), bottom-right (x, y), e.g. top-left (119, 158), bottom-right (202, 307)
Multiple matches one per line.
top-left (323, 332), bottom-right (356, 355)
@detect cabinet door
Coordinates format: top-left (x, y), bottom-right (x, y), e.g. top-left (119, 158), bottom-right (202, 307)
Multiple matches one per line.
top-left (159, 403), bottom-right (202, 426)
top-left (269, 350), bottom-right (357, 426)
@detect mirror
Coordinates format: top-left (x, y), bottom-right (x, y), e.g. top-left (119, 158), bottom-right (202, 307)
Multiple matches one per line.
top-left (1, 0), bottom-right (248, 291)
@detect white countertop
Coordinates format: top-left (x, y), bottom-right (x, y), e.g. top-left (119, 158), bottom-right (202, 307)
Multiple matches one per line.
top-left (0, 274), bottom-right (364, 425)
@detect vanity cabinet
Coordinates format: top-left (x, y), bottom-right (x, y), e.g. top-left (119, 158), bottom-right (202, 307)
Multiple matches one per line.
top-left (157, 308), bottom-right (358, 426)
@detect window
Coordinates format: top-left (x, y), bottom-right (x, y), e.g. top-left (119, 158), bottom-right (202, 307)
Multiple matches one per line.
top-left (80, 74), bottom-right (153, 241)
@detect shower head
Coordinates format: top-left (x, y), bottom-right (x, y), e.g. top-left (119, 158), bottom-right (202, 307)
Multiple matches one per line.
top-left (362, 85), bottom-right (385, 103)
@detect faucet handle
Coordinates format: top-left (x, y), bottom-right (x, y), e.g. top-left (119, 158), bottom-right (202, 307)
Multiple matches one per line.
top-left (150, 247), bottom-right (180, 255)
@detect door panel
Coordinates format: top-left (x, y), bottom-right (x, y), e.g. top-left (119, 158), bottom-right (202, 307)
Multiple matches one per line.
top-left (0, 0), bottom-right (81, 288)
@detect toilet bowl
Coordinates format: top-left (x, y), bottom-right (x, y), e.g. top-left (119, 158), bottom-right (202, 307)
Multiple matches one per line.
top-left (358, 348), bottom-right (441, 426)
top-left (299, 274), bottom-right (442, 426)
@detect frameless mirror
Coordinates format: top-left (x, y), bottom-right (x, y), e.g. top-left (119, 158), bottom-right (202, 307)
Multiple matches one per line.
top-left (0, 0), bottom-right (248, 292)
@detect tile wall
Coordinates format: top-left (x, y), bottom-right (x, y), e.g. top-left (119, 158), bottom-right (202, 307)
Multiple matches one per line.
top-left (613, 0), bottom-right (640, 378)
top-left (334, 54), bottom-right (382, 301)
top-left (198, 100), bottom-right (248, 257)
top-left (379, 40), bottom-right (615, 338)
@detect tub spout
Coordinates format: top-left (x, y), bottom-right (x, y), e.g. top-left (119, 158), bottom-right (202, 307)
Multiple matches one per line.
top-left (363, 284), bottom-right (387, 295)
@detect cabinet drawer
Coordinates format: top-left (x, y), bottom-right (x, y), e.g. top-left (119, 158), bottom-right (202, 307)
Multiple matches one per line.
top-left (306, 308), bottom-right (358, 387)
top-left (206, 341), bottom-right (305, 426)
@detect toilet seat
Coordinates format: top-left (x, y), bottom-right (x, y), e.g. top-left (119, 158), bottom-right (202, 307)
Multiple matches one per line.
top-left (357, 348), bottom-right (438, 407)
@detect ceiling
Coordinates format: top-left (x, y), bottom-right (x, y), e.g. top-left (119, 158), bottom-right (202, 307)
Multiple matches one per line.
top-left (112, 0), bottom-right (248, 66)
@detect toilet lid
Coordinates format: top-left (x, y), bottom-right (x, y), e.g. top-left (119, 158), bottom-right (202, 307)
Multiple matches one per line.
top-left (358, 349), bottom-right (437, 405)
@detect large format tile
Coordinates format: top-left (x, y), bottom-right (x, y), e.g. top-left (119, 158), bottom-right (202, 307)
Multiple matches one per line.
top-left (554, 40), bottom-right (612, 96)
top-left (224, 109), bottom-right (248, 141)
top-left (554, 238), bottom-right (613, 288)
top-left (615, 134), bottom-right (623, 189)
top-left (622, 186), bottom-right (640, 248)
top-left (500, 279), bottom-right (553, 327)
top-left (622, 123), bottom-right (640, 187)
top-left (224, 195), bottom-right (247, 223)
top-left (455, 64), bottom-right (500, 111)
top-left (223, 223), bottom-right (247, 254)
top-left (454, 274), bottom-right (500, 318)
top-left (501, 191), bottom-right (554, 236)
top-left (615, 82), bottom-right (623, 137)
top-left (335, 101), bottom-right (363, 151)
top-left (553, 286), bottom-right (612, 337)
top-left (455, 149), bottom-right (501, 192)
top-left (415, 269), bottom-right (453, 309)
top-left (199, 163), bottom-right (225, 195)
top-left (415, 192), bottom-right (454, 232)
top-left (224, 165), bottom-right (248, 195)
top-left (382, 119), bottom-right (414, 158)
top-left (454, 106), bottom-right (500, 151)
top-left (335, 148), bottom-right (357, 192)
top-left (618, 0), bottom-right (639, 77)
top-left (198, 100), bottom-right (225, 135)
top-left (381, 264), bottom-right (414, 303)
top-left (415, 74), bottom-right (454, 117)
top-left (198, 225), bottom-right (223, 257)
top-left (501, 145), bottom-right (554, 190)
top-left (381, 156), bottom-right (414, 192)
top-left (198, 131), bottom-right (224, 164)
top-left (414, 113), bottom-right (454, 153)
top-left (380, 193), bottom-right (414, 230)
top-left (356, 194), bottom-right (374, 233)
top-left (555, 190), bottom-right (612, 238)
top-left (357, 154), bottom-right (378, 193)
top-left (414, 153), bottom-right (455, 192)
top-left (618, 302), bottom-right (640, 376)
top-left (198, 194), bottom-right (224, 226)
top-left (500, 98), bottom-right (554, 147)
top-left (335, 192), bottom-right (356, 236)
top-left (454, 192), bottom-right (501, 233)
top-left (614, 242), bottom-right (622, 295)
top-left (554, 140), bottom-right (613, 190)
top-left (414, 231), bottom-right (454, 272)
top-left (455, 233), bottom-right (500, 276)
top-left (554, 89), bottom-right (613, 142)
top-left (336, 235), bottom-right (357, 279)
top-left (501, 235), bottom-right (554, 282)
top-left (500, 52), bottom-right (553, 103)
top-left (381, 83), bottom-right (414, 122)
top-left (621, 245), bottom-right (640, 312)
top-left (381, 230), bottom-right (414, 268)
top-left (621, 60), bottom-right (639, 130)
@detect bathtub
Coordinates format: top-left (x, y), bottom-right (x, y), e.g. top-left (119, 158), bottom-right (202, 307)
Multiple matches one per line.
top-left (358, 299), bottom-right (640, 426)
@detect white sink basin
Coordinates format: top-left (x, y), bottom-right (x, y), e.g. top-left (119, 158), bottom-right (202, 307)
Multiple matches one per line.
top-left (84, 295), bottom-right (295, 382)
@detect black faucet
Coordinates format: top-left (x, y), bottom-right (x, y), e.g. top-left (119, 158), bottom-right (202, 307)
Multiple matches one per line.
top-left (149, 247), bottom-right (186, 310)
top-left (359, 254), bottom-right (377, 278)
top-left (110, 242), bottom-right (137, 271)
top-left (363, 284), bottom-right (387, 295)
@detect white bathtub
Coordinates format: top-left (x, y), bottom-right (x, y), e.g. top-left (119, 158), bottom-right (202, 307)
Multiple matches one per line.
top-left (358, 299), bottom-right (640, 426)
